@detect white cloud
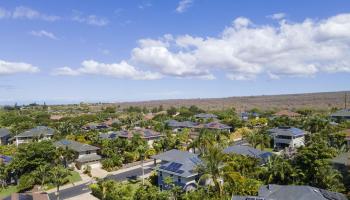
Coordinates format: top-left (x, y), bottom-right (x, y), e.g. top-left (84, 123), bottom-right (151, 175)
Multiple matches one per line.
top-left (0, 6), bottom-right (60, 21)
top-left (268, 13), bottom-right (286, 20)
top-left (130, 13), bottom-right (350, 80)
top-left (0, 59), bottom-right (39, 75)
top-left (176, 0), bottom-right (194, 13)
top-left (12, 6), bottom-right (60, 21)
top-left (53, 60), bottom-right (162, 80)
top-left (52, 13), bottom-right (350, 81)
top-left (0, 7), bottom-right (11, 19)
top-left (72, 11), bottom-right (109, 26)
top-left (30, 30), bottom-right (58, 40)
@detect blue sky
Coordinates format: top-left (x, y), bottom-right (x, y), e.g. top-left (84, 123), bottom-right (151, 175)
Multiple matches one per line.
top-left (0, 0), bottom-right (350, 104)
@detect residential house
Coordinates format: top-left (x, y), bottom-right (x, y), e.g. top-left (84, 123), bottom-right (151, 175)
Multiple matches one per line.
top-left (166, 120), bottom-right (199, 132)
top-left (82, 122), bottom-right (109, 131)
top-left (201, 121), bottom-right (232, 132)
top-left (274, 110), bottom-right (301, 118)
top-left (54, 139), bottom-right (101, 169)
top-left (117, 128), bottom-right (163, 146)
top-left (103, 118), bottom-right (121, 126)
top-left (223, 145), bottom-right (272, 164)
top-left (99, 131), bottom-right (119, 140)
top-left (0, 128), bottom-right (11, 145)
top-left (232, 184), bottom-right (347, 200)
top-left (152, 149), bottom-right (201, 191)
top-left (14, 126), bottom-right (55, 146)
top-left (268, 127), bottom-right (306, 149)
top-left (240, 112), bottom-right (260, 121)
top-left (331, 109), bottom-right (350, 121)
top-left (194, 113), bottom-right (218, 120)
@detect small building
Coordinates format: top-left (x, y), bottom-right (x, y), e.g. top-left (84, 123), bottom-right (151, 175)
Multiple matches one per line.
top-left (223, 145), bottom-right (272, 164)
top-left (0, 128), bottom-right (11, 145)
top-left (82, 122), bottom-right (109, 131)
top-left (330, 109), bottom-right (350, 121)
top-left (165, 120), bottom-right (199, 132)
top-left (152, 149), bottom-right (201, 191)
top-left (268, 127), bottom-right (306, 149)
top-left (194, 113), bottom-right (218, 120)
top-left (201, 122), bottom-right (232, 132)
top-left (99, 131), bottom-right (119, 140)
top-left (274, 110), bottom-right (301, 118)
top-left (14, 126), bottom-right (55, 146)
top-left (232, 184), bottom-right (347, 200)
top-left (54, 139), bottom-right (101, 169)
top-left (117, 128), bottom-right (163, 146)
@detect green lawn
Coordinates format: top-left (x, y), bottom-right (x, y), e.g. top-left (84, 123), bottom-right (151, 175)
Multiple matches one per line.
top-left (45, 171), bottom-right (82, 190)
top-left (255, 145), bottom-right (274, 152)
top-left (0, 185), bottom-right (18, 198)
top-left (68, 171), bottom-right (82, 183)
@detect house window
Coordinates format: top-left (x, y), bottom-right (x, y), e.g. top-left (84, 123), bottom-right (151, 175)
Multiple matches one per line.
top-left (86, 151), bottom-right (91, 154)
top-left (170, 174), bottom-right (173, 177)
top-left (160, 171), bottom-right (162, 177)
top-left (178, 176), bottom-right (181, 183)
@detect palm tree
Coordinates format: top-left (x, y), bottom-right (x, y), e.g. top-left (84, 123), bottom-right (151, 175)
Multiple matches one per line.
top-left (137, 144), bottom-right (148, 185)
top-left (50, 165), bottom-right (70, 200)
top-left (34, 164), bottom-right (50, 189)
top-left (55, 147), bottom-right (76, 168)
top-left (263, 155), bottom-right (294, 184)
top-left (244, 129), bottom-right (260, 148)
top-left (0, 163), bottom-right (8, 189)
top-left (198, 143), bottom-right (225, 197)
top-left (257, 134), bottom-right (270, 151)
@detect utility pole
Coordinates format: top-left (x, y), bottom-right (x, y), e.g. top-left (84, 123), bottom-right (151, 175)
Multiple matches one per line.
top-left (345, 92), bottom-right (348, 109)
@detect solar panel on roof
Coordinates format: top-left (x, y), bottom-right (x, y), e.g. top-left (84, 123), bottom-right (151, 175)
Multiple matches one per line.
top-left (176, 170), bottom-right (184, 174)
top-left (190, 157), bottom-right (201, 164)
top-left (165, 162), bottom-right (182, 172)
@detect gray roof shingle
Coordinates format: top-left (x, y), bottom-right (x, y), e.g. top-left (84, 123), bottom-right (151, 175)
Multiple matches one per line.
top-left (268, 127), bottom-right (306, 137)
top-left (15, 126), bottom-right (55, 138)
top-left (0, 128), bottom-right (10, 138)
top-left (331, 109), bottom-right (350, 117)
top-left (54, 139), bottom-right (99, 152)
top-left (233, 184), bottom-right (347, 200)
top-left (152, 149), bottom-right (201, 177)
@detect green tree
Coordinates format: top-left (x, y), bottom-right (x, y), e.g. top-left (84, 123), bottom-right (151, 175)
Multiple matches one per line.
top-left (50, 165), bottom-right (70, 200)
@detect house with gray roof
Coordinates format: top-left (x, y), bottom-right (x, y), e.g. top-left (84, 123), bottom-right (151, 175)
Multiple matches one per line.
top-left (165, 120), bottom-right (199, 132)
top-left (14, 126), bottom-right (55, 146)
top-left (232, 184), bottom-right (347, 200)
top-left (194, 113), bottom-right (218, 120)
top-left (117, 128), bottom-right (163, 147)
top-left (152, 149), bottom-right (201, 191)
top-left (99, 132), bottom-right (118, 140)
top-left (268, 126), bottom-right (306, 149)
top-left (223, 145), bottom-right (272, 164)
top-left (202, 121), bottom-right (232, 132)
top-left (331, 109), bottom-right (350, 121)
top-left (54, 139), bottom-right (101, 169)
top-left (0, 128), bottom-right (11, 145)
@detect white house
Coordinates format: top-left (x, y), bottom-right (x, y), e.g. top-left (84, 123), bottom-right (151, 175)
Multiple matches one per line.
top-left (268, 126), bottom-right (306, 149)
top-left (14, 126), bottom-right (55, 146)
top-left (54, 139), bottom-right (101, 169)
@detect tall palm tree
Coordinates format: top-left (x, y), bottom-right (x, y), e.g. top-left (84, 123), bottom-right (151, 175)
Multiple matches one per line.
top-left (50, 165), bottom-right (70, 200)
top-left (257, 134), bottom-right (270, 151)
top-left (263, 155), bottom-right (293, 184)
top-left (198, 143), bottom-right (225, 197)
top-left (55, 147), bottom-right (76, 168)
top-left (137, 144), bottom-right (148, 185)
top-left (34, 164), bottom-right (50, 189)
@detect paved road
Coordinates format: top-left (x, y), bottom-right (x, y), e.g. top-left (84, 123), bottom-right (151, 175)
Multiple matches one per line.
top-left (48, 182), bottom-right (92, 200)
top-left (48, 166), bottom-right (154, 199)
top-left (105, 166), bottom-right (153, 181)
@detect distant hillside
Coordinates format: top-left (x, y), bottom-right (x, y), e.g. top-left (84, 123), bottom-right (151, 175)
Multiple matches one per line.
top-left (116, 91), bottom-right (349, 111)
